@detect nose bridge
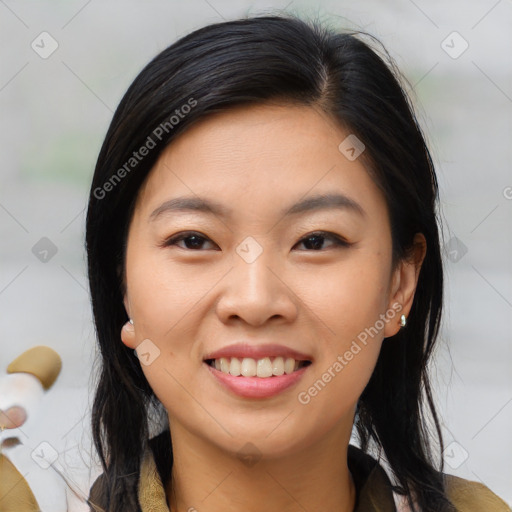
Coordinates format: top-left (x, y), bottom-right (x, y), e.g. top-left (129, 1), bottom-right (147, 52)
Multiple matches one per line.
top-left (232, 237), bottom-right (280, 300)
top-left (216, 238), bottom-right (296, 325)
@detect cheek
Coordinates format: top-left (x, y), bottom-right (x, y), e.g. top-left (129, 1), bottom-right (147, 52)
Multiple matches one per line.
top-left (297, 252), bottom-right (391, 342)
top-left (127, 248), bottom-right (216, 339)
top-left (294, 251), bottom-right (390, 407)
top-left (297, 288), bottom-right (385, 428)
top-left (295, 338), bottom-right (381, 441)
top-left (125, 250), bottom-right (227, 405)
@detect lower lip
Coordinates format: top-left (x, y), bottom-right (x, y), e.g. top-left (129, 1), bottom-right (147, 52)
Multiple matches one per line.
top-left (205, 363), bottom-right (310, 399)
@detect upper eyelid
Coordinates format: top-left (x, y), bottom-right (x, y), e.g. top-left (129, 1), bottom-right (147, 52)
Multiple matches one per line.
top-left (165, 231), bottom-right (218, 249)
top-left (164, 230), bottom-right (348, 248)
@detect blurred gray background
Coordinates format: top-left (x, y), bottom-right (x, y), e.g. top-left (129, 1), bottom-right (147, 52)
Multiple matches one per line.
top-left (1, 0), bottom-right (511, 508)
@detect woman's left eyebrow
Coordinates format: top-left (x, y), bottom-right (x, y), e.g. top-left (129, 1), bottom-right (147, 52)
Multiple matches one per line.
top-left (282, 193), bottom-right (366, 219)
top-left (149, 192), bottom-right (366, 222)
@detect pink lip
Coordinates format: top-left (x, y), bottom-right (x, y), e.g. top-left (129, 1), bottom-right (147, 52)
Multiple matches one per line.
top-left (205, 363), bottom-right (310, 399)
top-left (203, 343), bottom-right (313, 362)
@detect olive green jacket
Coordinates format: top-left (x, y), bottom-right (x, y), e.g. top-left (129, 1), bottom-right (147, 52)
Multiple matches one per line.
top-left (88, 432), bottom-right (511, 512)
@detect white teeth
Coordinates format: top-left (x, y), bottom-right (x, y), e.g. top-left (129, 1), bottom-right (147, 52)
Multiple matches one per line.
top-left (272, 356), bottom-right (284, 376)
top-left (284, 357), bottom-right (295, 375)
top-left (241, 358), bottom-right (257, 377)
top-left (256, 357), bottom-right (273, 378)
top-left (210, 356), bottom-right (309, 377)
top-left (229, 357), bottom-right (241, 376)
top-left (220, 357), bottom-right (230, 373)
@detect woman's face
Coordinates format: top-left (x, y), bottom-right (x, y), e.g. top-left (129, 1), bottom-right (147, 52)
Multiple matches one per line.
top-left (122, 104), bottom-right (421, 459)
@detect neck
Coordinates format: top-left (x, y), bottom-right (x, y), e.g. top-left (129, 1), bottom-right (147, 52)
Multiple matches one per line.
top-left (165, 421), bottom-right (356, 512)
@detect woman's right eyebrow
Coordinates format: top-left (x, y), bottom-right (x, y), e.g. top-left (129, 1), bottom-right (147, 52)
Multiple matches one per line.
top-left (149, 192), bottom-right (366, 222)
top-left (149, 196), bottom-right (231, 221)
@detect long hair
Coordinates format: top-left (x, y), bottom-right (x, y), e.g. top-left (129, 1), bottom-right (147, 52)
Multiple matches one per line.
top-left (86, 15), bottom-right (452, 511)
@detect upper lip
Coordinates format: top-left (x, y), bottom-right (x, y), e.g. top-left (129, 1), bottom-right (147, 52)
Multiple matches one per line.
top-left (204, 343), bottom-right (313, 362)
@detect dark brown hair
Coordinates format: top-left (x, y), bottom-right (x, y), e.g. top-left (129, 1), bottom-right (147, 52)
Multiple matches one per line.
top-left (86, 14), bottom-right (452, 511)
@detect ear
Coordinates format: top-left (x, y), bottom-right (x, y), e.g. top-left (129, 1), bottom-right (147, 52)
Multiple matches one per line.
top-left (123, 295), bottom-right (131, 319)
top-left (121, 295), bottom-right (136, 349)
top-left (384, 233), bottom-right (427, 338)
top-left (121, 320), bottom-right (136, 349)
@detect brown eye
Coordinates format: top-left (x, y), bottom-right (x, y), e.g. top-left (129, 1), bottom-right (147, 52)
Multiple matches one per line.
top-left (163, 232), bottom-right (218, 250)
top-left (294, 231), bottom-right (350, 251)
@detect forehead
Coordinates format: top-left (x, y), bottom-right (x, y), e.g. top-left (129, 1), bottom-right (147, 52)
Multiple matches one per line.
top-left (135, 103), bottom-right (387, 222)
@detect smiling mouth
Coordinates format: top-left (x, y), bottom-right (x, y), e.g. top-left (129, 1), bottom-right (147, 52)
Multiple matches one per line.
top-left (205, 356), bottom-right (312, 378)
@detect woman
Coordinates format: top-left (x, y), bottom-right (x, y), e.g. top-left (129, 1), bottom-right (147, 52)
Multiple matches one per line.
top-left (85, 15), bottom-right (510, 512)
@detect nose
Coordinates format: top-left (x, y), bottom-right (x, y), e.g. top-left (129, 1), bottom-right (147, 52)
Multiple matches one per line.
top-left (215, 250), bottom-right (298, 327)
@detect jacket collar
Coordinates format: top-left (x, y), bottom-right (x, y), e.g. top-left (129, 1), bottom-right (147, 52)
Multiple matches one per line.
top-left (139, 431), bottom-right (397, 512)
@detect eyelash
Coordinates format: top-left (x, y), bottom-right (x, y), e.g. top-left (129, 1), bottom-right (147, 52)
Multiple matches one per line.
top-left (161, 230), bottom-right (351, 252)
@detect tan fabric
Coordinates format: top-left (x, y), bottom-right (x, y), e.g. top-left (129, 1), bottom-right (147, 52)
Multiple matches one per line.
top-left (138, 449), bottom-right (169, 512)
top-left (129, 443), bottom-right (399, 512)
top-left (445, 473), bottom-right (511, 511)
top-left (88, 443), bottom-right (512, 512)
top-left (0, 453), bottom-right (40, 512)
top-left (7, 346), bottom-right (61, 390)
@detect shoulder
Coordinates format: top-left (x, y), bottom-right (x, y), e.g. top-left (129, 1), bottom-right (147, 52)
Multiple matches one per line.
top-left (87, 445), bottom-right (168, 512)
top-left (347, 445), bottom-right (510, 512)
top-left (87, 432), bottom-right (171, 512)
top-left (444, 473), bottom-right (511, 511)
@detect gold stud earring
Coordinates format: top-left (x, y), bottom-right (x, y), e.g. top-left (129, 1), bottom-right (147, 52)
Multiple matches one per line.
top-left (400, 314), bottom-right (407, 328)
